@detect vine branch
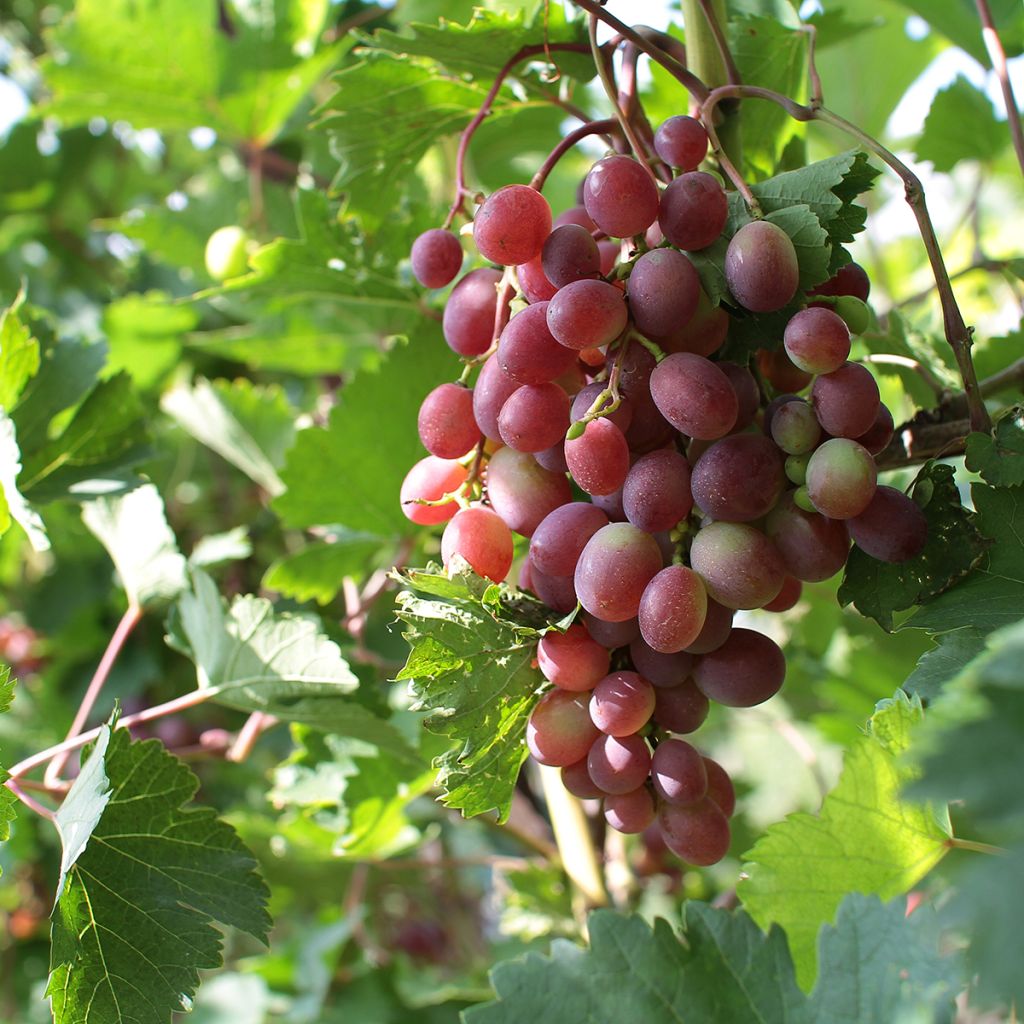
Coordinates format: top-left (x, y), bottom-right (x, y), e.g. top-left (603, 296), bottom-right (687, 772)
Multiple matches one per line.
top-left (975, 0), bottom-right (1024, 178)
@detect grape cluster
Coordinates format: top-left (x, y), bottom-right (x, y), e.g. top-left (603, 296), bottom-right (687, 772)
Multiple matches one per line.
top-left (400, 114), bottom-right (927, 867)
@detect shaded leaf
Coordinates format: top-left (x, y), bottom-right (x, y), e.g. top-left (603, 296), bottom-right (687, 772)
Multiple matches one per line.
top-left (915, 76), bottom-right (1006, 172)
top-left (47, 727), bottom-right (271, 1023)
top-left (740, 692), bottom-right (950, 990)
top-left (839, 463), bottom-right (987, 630)
top-left (965, 406), bottom-right (1024, 486)
top-left (903, 627), bottom-right (987, 701)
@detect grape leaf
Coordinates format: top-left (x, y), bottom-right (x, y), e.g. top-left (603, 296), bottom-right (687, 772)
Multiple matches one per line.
top-left (908, 483), bottom-right (1024, 635)
top-left (263, 534), bottom-right (384, 605)
top-left (890, 0), bottom-right (1024, 69)
top-left (102, 293), bottom-right (197, 391)
top-left (808, 894), bottom-right (962, 1024)
top-left (0, 410), bottom-right (50, 552)
top-left (47, 726), bottom-right (271, 1024)
top-left (902, 626), bottom-right (987, 701)
top-left (18, 372), bottom-right (151, 504)
top-left (394, 568), bottom-right (557, 822)
top-left (965, 406), bottom-right (1024, 486)
top-left (270, 726), bottom-right (433, 859)
top-left (910, 618), bottom-right (1024, 835)
top-left (274, 326), bottom-right (455, 537)
top-left (465, 904), bottom-right (809, 1024)
top-left (0, 290), bottom-right (40, 411)
top-left (739, 691), bottom-right (951, 990)
top-left (82, 483), bottom-right (188, 608)
top-left (168, 567), bottom-right (373, 725)
top-left (0, 668), bottom-right (16, 873)
top-left (915, 76), bottom-right (1007, 172)
top-left (838, 462), bottom-right (988, 630)
top-left (161, 377), bottom-right (295, 497)
top-left (368, 6), bottom-right (591, 81)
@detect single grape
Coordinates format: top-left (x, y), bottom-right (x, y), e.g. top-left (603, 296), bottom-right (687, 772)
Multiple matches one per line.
top-left (688, 522), bottom-right (786, 610)
top-left (571, 382), bottom-right (634, 434)
top-left (653, 680), bottom-right (710, 734)
top-left (651, 738), bottom-right (707, 805)
top-left (547, 279), bottom-right (629, 351)
top-left (443, 267), bottom-right (504, 357)
top-left (658, 172), bottom-right (729, 251)
top-left (410, 228), bottom-right (463, 288)
top-left (653, 115), bottom-right (709, 170)
top-left (605, 786), bottom-right (656, 834)
top-left (762, 393), bottom-right (802, 436)
top-left (590, 671), bottom-right (657, 736)
top-left (639, 565), bottom-right (708, 654)
top-left (627, 248), bottom-right (700, 338)
top-left (661, 289), bottom-right (729, 357)
top-left (855, 403), bottom-right (895, 456)
top-left (562, 757), bottom-right (607, 799)
top-left (400, 456), bottom-right (468, 526)
top-left (517, 254), bottom-right (558, 304)
top-left (574, 523), bottom-right (664, 622)
top-left (527, 690), bottom-right (600, 767)
top-left (587, 733), bottom-right (652, 794)
top-left (833, 294), bottom-right (872, 335)
top-left (205, 225), bottom-right (251, 280)
top-left (591, 484), bottom-right (627, 522)
top-left (847, 485), bottom-right (928, 562)
top-left (762, 575), bottom-right (802, 612)
top-left (417, 382), bottom-right (481, 459)
top-left (811, 362), bottom-right (880, 439)
top-left (785, 452), bottom-right (811, 486)
top-left (473, 184), bottom-right (552, 265)
top-left (718, 362), bottom-right (760, 431)
top-left (725, 221), bottom-right (799, 313)
top-left (498, 302), bottom-right (578, 385)
top-left (441, 506), bottom-right (514, 582)
top-left (769, 399), bottom-right (822, 456)
top-left (498, 382), bottom-right (570, 453)
top-left (658, 797), bottom-right (731, 865)
top-left (690, 434), bottom-right (786, 522)
top-left (486, 446), bottom-right (572, 537)
top-left (629, 638), bottom-right (695, 688)
top-left (554, 205), bottom-right (597, 232)
top-left (805, 437), bottom-right (877, 519)
top-left (757, 347), bottom-right (812, 394)
top-left (650, 353), bottom-right (738, 440)
top-left (622, 449), bottom-right (694, 533)
top-left (538, 623), bottom-right (611, 692)
top-left (583, 155), bottom-right (660, 238)
top-left (702, 757), bottom-right (736, 816)
top-left (542, 223), bottom-right (600, 288)
top-left (565, 417), bottom-right (630, 496)
top-left (764, 491), bottom-right (850, 581)
top-left (783, 307), bottom-right (851, 374)
top-left (693, 627), bottom-right (786, 707)
top-left (584, 613), bottom-right (640, 650)
top-left (472, 354), bottom-right (521, 443)
top-left (683, 597), bottom-right (734, 654)
top-left (530, 502), bottom-right (609, 577)
top-left (809, 261), bottom-right (870, 302)
top-left (529, 562), bottom-right (578, 613)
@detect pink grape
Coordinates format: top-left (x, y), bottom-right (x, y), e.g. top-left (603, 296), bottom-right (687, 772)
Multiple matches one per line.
top-left (658, 797), bottom-right (731, 865)
top-left (651, 738), bottom-right (707, 805)
top-left (650, 353), bottom-right (738, 440)
top-left (653, 115), bottom-right (709, 170)
top-left (527, 690), bottom-right (600, 767)
top-left (784, 307), bottom-right (851, 374)
top-left (498, 382), bottom-right (570, 453)
top-left (547, 279), bottom-right (629, 351)
top-left (441, 506), bottom-right (514, 582)
top-left (400, 457), bottom-right (467, 526)
top-left (583, 155), bottom-right (660, 238)
top-left (517, 254), bottom-right (558, 304)
top-left (418, 382), bottom-right (481, 459)
top-left (473, 184), bottom-right (551, 265)
top-left (622, 449), bottom-right (694, 533)
top-left (605, 786), bottom-right (656, 833)
top-left (702, 757), bottom-right (736, 816)
top-left (574, 523), bottom-right (664, 622)
top-left (590, 670), bottom-right (656, 736)
top-left (811, 361), bottom-right (880, 439)
top-left (658, 172), bottom-right (728, 251)
top-left (530, 502), bottom-right (609, 577)
top-left (443, 268), bottom-right (503, 357)
top-left (805, 438), bottom-right (877, 519)
top-left (627, 248), bottom-right (700, 338)
top-left (688, 522), bottom-right (786, 610)
top-left (683, 598), bottom-right (734, 654)
top-left (542, 224), bottom-right (600, 287)
top-left (653, 680), bottom-right (710, 734)
top-left (629, 638), bottom-right (695, 688)
top-left (486, 446), bottom-right (571, 537)
top-left (538, 623), bottom-right (611, 692)
top-left (587, 733), bottom-right (652, 794)
top-left (565, 417), bottom-right (630, 496)
top-left (561, 757), bottom-right (607, 799)
top-left (724, 220), bottom-right (799, 313)
top-left (690, 434), bottom-right (785, 522)
top-left (498, 302), bottom-right (578, 385)
top-left (410, 228), bottom-right (463, 288)
top-left (764, 491), bottom-right (850, 581)
top-left (638, 565), bottom-right (708, 654)
top-left (584, 613), bottom-right (640, 650)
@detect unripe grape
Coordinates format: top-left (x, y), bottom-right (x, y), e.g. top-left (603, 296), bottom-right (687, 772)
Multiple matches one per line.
top-left (834, 294), bottom-right (871, 335)
top-left (805, 438), bottom-right (877, 519)
top-left (205, 225), bottom-right (251, 280)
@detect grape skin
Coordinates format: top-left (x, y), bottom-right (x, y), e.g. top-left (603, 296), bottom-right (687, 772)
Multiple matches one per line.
top-left (498, 302), bottom-right (578, 385)
top-left (693, 628), bottom-right (786, 707)
top-left (764, 491), bottom-right (850, 582)
top-left (527, 690), bottom-right (600, 767)
top-left (811, 361), bottom-right (880, 439)
top-left (622, 449), bottom-right (694, 533)
top-left (575, 523), bottom-right (664, 623)
top-left (400, 456), bottom-right (468, 526)
top-left (627, 248), bottom-right (700, 338)
top-left (584, 613), bottom-right (640, 650)
top-left (590, 671), bottom-right (657, 736)
top-left (629, 638), bottom-right (695, 688)
top-left (473, 184), bottom-right (552, 266)
top-left (658, 797), bottom-right (731, 865)
top-left (769, 399), bottom-right (822, 456)
top-left (562, 757), bottom-right (607, 799)
top-left (410, 228), bottom-right (463, 289)
top-left (441, 506), bottom-right (514, 582)
top-left (683, 597), bottom-right (734, 654)
top-left (653, 115), bottom-right (709, 170)
top-left (542, 224), bottom-right (600, 288)
top-left (653, 680), bottom-right (709, 734)
top-left (702, 757), bottom-right (736, 817)
top-left (547, 279), bottom-right (629, 351)
top-left (638, 565), bottom-right (708, 654)
top-left (651, 738), bottom-right (707, 805)
top-left (658, 172), bottom-right (729, 251)
top-left (784, 307), bottom-right (851, 375)
top-left (498, 382), bottom-right (570, 453)
top-left (688, 522), bottom-right (785, 610)
top-left (564, 417), bottom-right (630, 497)
top-left (528, 563), bottom-right (578, 613)
top-left (517, 254), bottom-right (558, 303)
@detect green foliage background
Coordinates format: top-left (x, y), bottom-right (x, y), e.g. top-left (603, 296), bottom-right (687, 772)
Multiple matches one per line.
top-left (0, 0), bottom-right (1022, 1021)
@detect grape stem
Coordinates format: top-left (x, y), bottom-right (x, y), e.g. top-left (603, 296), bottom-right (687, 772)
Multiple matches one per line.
top-left (530, 118), bottom-right (620, 192)
top-left (441, 42), bottom-right (592, 230)
top-left (948, 836), bottom-right (1007, 856)
top-left (44, 603), bottom-right (143, 787)
top-left (694, 0), bottom-right (741, 88)
top-left (860, 353), bottom-right (948, 399)
top-left (975, 0), bottom-right (1024, 178)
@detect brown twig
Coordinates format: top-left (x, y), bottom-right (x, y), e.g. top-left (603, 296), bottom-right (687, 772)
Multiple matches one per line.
top-left (975, 0), bottom-right (1024, 178)
top-left (876, 418), bottom-right (970, 469)
top-left (4, 778), bottom-right (55, 820)
top-left (226, 711), bottom-right (278, 762)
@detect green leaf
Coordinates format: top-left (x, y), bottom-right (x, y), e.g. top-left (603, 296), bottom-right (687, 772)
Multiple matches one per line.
top-left (740, 692), bottom-right (950, 990)
top-left (102, 293), bottom-right (198, 391)
top-left (263, 534), bottom-right (384, 605)
top-left (81, 483), bottom-right (188, 608)
top-left (47, 726), bottom-right (271, 1023)
top-left (465, 905), bottom-right (809, 1023)
top-left (911, 618), bottom-right (1024, 834)
top-left (270, 726), bottom-right (432, 859)
top-left (965, 406), bottom-right (1024, 486)
top-left (169, 568), bottom-right (365, 722)
top-left (0, 290), bottom-right (40, 411)
top-left (889, 0), bottom-right (1023, 66)
top-left (0, 409), bottom-right (50, 552)
top-left (274, 328), bottom-right (455, 536)
top-left (915, 76), bottom-right (1007, 172)
top-left (161, 377), bottom-right (296, 497)
top-left (902, 626), bottom-right (987, 701)
top-left (0, 667), bottom-right (16, 871)
top-left (809, 894), bottom-right (962, 1023)
top-left (908, 483), bottom-right (1024, 635)
top-left (764, 205), bottom-right (832, 292)
top-left (838, 463), bottom-right (988, 630)
top-left (395, 568), bottom-right (558, 822)
top-left (18, 372), bottom-right (151, 504)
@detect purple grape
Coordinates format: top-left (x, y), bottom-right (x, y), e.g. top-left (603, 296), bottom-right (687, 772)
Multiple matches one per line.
top-left (650, 353), bottom-right (738, 440)
top-left (847, 485), bottom-right (928, 562)
top-left (574, 523), bottom-right (664, 622)
top-left (693, 628), bottom-right (786, 707)
top-left (587, 733), bottom-right (652, 794)
top-left (683, 598), bottom-right (733, 654)
top-left (629, 638), bottom-right (695, 688)
top-left (517, 254), bottom-right (558, 304)
top-left (651, 738), bottom-right (707, 805)
top-left (658, 172), bottom-right (728, 251)
top-left (690, 434), bottom-right (786, 522)
top-left (762, 575), bottom-right (802, 612)
top-left (571, 383), bottom-right (633, 434)
top-left (562, 757), bottom-right (607, 799)
top-left (718, 362), bottom-right (759, 430)
top-left (638, 565), bottom-right (708, 654)
top-left (621, 449), bottom-right (694, 534)
top-left (703, 757), bottom-right (736, 816)
top-left (410, 228), bottom-right (463, 288)
top-left (724, 221), bottom-right (799, 313)
top-left (473, 184), bottom-right (551, 266)
top-left (764, 490), bottom-right (850, 581)
top-left (473, 354), bottom-right (521, 442)
top-left (653, 680), bottom-right (709, 734)
top-left (811, 362), bottom-right (880, 439)
top-left (530, 502), bottom-right (609, 577)
top-left (547, 279), bottom-right (629, 351)
top-left (855, 403), bottom-right (895, 457)
top-left (542, 223), bottom-right (600, 288)
top-left (498, 382), bottom-right (570, 452)
top-left (498, 302), bottom-right (578, 385)
top-left (584, 613), bottom-right (640, 650)
top-left (658, 797), bottom-right (731, 865)
top-left (605, 787), bottom-right (656, 833)
top-left (809, 261), bottom-right (870, 301)
top-left (627, 248), bottom-right (700, 338)
top-left (653, 115), bottom-right (709, 170)
top-left (529, 563), bottom-right (578, 613)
